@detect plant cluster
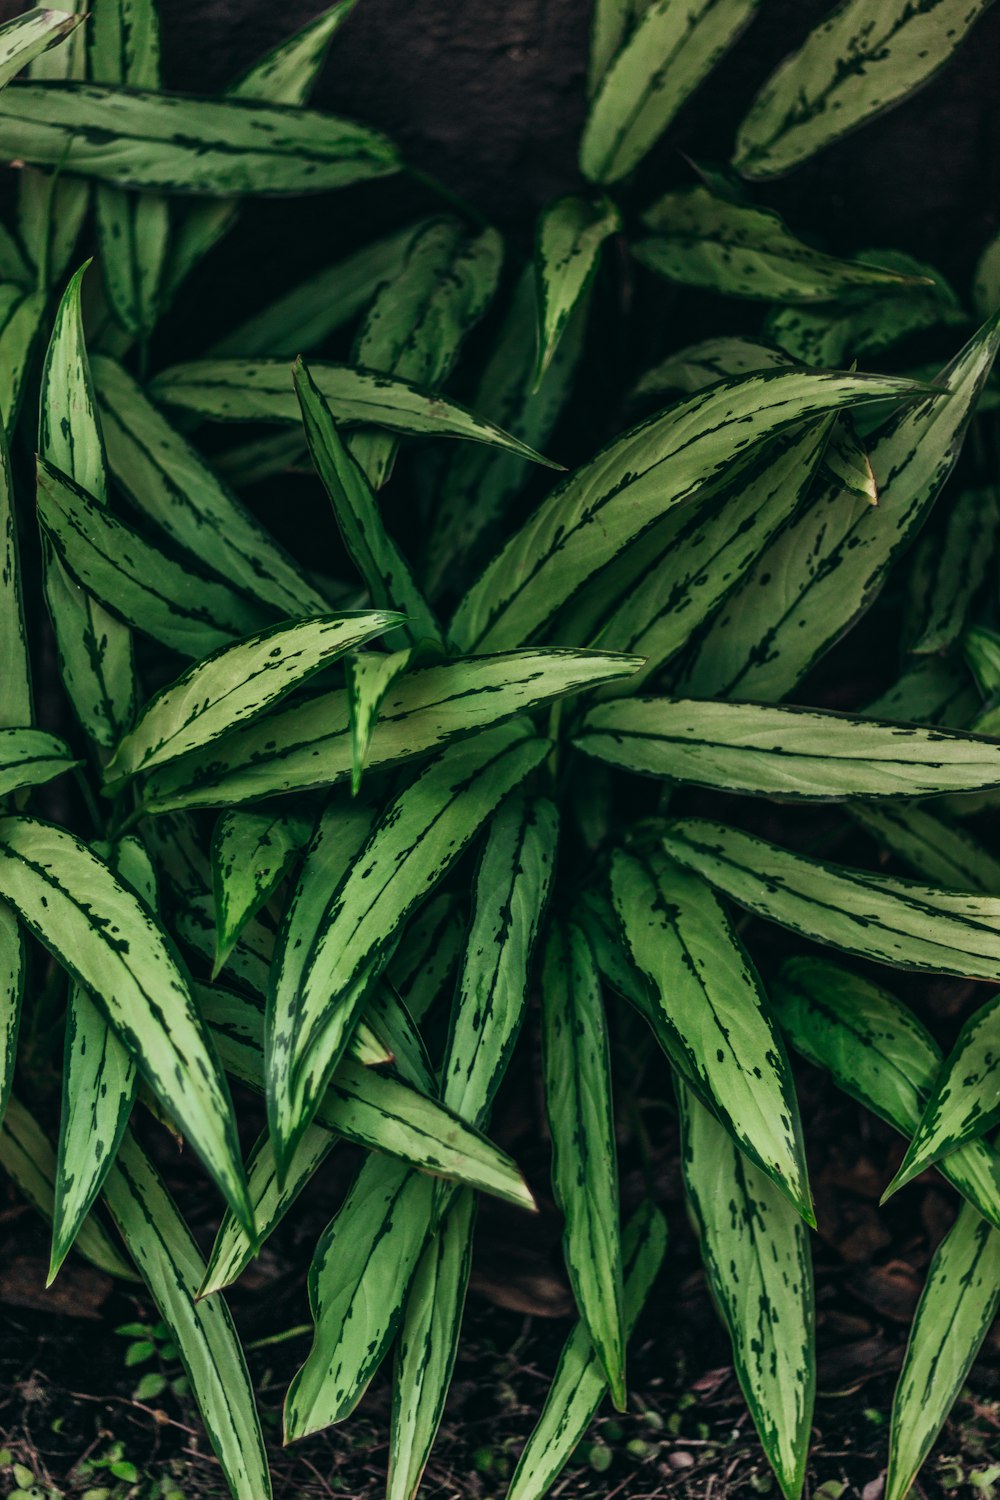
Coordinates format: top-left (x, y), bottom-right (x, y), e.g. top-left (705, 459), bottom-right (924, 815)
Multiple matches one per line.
top-left (1, 0), bottom-right (1000, 1497)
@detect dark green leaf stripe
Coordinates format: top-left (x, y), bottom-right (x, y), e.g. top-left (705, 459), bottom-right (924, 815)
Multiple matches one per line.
top-left (611, 845), bottom-right (812, 1219)
top-left (103, 1133), bottom-right (271, 1500)
top-left (139, 650), bottom-right (637, 813)
top-left (580, 0), bottom-right (757, 183)
top-left (885, 1203), bottom-right (1000, 1500)
top-left (0, 728), bottom-right (78, 796)
top-left (575, 697), bottom-right (1000, 801)
top-left (294, 361), bottom-right (442, 644)
top-left (284, 1154), bottom-right (437, 1438)
top-left (635, 185), bottom-right (921, 302)
top-left (734, 0), bottom-right (996, 179)
top-left (150, 359), bottom-right (561, 468)
top-left (680, 318), bottom-right (1000, 702)
top-left (771, 957), bottom-right (1000, 1230)
top-left (106, 611), bottom-right (398, 785)
top-left (678, 1084), bottom-right (814, 1500)
top-left (852, 803), bottom-right (1000, 895)
top-left (542, 919), bottom-right (626, 1406)
top-left (211, 809), bottom-right (312, 975)
top-left (92, 355), bottom-right (334, 618)
top-left (36, 457), bottom-right (272, 658)
top-left (0, 80), bottom-right (399, 194)
top-left (0, 816), bottom-right (251, 1230)
top-left (662, 818), bottom-right (1000, 981)
top-left (534, 193), bottom-right (619, 381)
top-left (506, 1202), bottom-right (667, 1500)
top-left (267, 722), bottom-right (549, 1170)
top-left (0, 422), bottom-right (31, 727)
top-left (441, 792), bottom-right (558, 1125)
top-left (450, 367), bottom-right (931, 653)
top-left (0, 1093), bottom-right (135, 1280)
top-left (907, 488), bottom-right (998, 655)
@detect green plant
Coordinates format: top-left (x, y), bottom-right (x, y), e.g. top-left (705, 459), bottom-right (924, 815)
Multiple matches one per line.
top-left (1, 0), bottom-right (1000, 1497)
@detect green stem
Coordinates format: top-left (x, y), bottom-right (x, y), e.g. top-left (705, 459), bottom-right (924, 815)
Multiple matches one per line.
top-left (73, 766), bottom-right (105, 836)
top-left (107, 804), bottom-right (143, 842)
top-left (404, 163), bottom-right (492, 232)
top-left (244, 1323), bottom-right (312, 1353)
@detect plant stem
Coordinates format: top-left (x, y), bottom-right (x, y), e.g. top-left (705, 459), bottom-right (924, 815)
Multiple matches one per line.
top-left (404, 163), bottom-right (492, 231)
top-left (244, 1323), bottom-right (312, 1353)
top-left (73, 766), bottom-right (105, 836)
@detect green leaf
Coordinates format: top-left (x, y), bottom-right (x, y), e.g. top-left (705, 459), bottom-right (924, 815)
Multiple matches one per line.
top-left (211, 810), bottom-right (312, 975)
top-left (580, 0), bottom-right (757, 183)
top-left (772, 957), bottom-right (1000, 1229)
top-left (0, 1094), bottom-right (135, 1280)
top-left (541, 919), bottom-right (626, 1407)
top-left (506, 1202), bottom-right (667, 1500)
top-left (587, 0), bottom-right (644, 94)
top-left (535, 193), bottom-right (619, 381)
top-left (964, 624), bottom-right (1000, 700)
top-left (632, 334), bottom-right (791, 398)
top-left (387, 1191), bottom-right (475, 1500)
top-left (450, 366), bottom-right (933, 653)
top-left (661, 817), bottom-right (1000, 982)
top-left (346, 217), bottom-right (503, 488)
top-left (91, 355), bottom-right (333, 619)
top-left (885, 1203), bottom-right (1000, 1500)
top-left (0, 8), bottom-right (83, 89)
top-left (0, 425), bottom-right (31, 728)
top-left (347, 650), bottom-right (414, 794)
top-left (575, 696), bottom-right (1000, 801)
top-left (422, 264), bottom-right (587, 600)
top-left (864, 654), bottom-right (979, 730)
top-left (49, 835), bottom-right (154, 1283)
top-left (102, 1133), bottom-right (271, 1500)
top-left (0, 904), bottom-right (23, 1127)
top-left (0, 284), bottom-right (47, 433)
top-left (907, 490), bottom-right (999, 655)
top-left (105, 611), bottom-right (398, 786)
top-left (0, 816), bottom-right (252, 1230)
top-left (36, 457), bottom-right (272, 658)
top-left (293, 361), bottom-right (442, 645)
top-left (139, 650), bottom-right (637, 813)
top-left (678, 1083), bottom-right (814, 1500)
top-left (391, 901), bottom-right (464, 1026)
top-left (634, 186), bottom-right (922, 302)
top-left (887, 993), bottom-right (1000, 1198)
top-left (0, 81), bottom-right (399, 194)
top-left (38, 263), bottom-right (137, 747)
top-left (267, 722), bottom-right (549, 1170)
top-left (150, 358), bottom-right (559, 468)
top-left (679, 317), bottom-right (1000, 702)
top-left (285, 1155), bottom-right (437, 1438)
top-left (822, 418), bottom-right (877, 505)
top-left (611, 845), bottom-right (811, 1219)
top-left (0, 729), bottom-right (78, 796)
top-left (734, 0), bottom-right (996, 179)
top-left (852, 803), bottom-right (1000, 895)
top-left (441, 791), bottom-right (558, 1124)
top-left (209, 222), bottom-right (422, 359)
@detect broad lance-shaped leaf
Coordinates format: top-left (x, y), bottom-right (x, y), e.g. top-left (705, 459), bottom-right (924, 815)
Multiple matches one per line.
top-left (678, 1084), bottom-right (814, 1500)
top-left (0, 903), bottom-right (23, 1127)
top-left (49, 835), bottom-right (153, 1283)
top-left (38, 263), bottom-right (137, 748)
top-left (267, 722), bottom-right (549, 1170)
top-left (0, 284), bottom-right (46, 434)
top-left (887, 993), bottom-right (1000, 1199)
top-left (392, 899), bottom-right (464, 1026)
top-left (442, 791), bottom-right (558, 1125)
top-left (534, 194), bottom-right (619, 382)
top-left (734, 0), bottom-right (995, 180)
top-left (611, 845), bottom-right (812, 1220)
top-left (634, 185), bottom-right (922, 302)
top-left (346, 217), bottom-right (503, 488)
top-left (0, 729), bottom-right (78, 795)
top-left (506, 1202), bottom-right (667, 1500)
top-left (906, 489), bottom-right (998, 655)
top-left (0, 423), bottom-right (31, 727)
top-left (885, 1202), bottom-right (1000, 1500)
top-left (587, 0), bottom-right (643, 94)
top-left (0, 82), bottom-right (399, 194)
top-left (680, 317), bottom-right (1000, 703)
top-left (36, 458), bottom-right (272, 659)
top-left (0, 1095), bottom-right (135, 1280)
top-left (347, 649), bottom-right (413, 794)
top-left (824, 418), bottom-right (877, 504)
top-left (864, 654), bottom-right (979, 732)
top-left (92, 355), bottom-right (333, 620)
top-left (852, 803), bottom-right (1000, 896)
top-left (771, 958), bottom-right (1000, 1231)
top-left (574, 697), bottom-right (1000, 801)
top-left (150, 359), bottom-right (560, 470)
top-left (0, 817), bottom-right (252, 1231)
top-left (631, 333), bottom-right (790, 398)
top-left (0, 8), bottom-right (83, 89)
top-left (103, 1133), bottom-right (271, 1500)
top-left (211, 809), bottom-right (313, 975)
top-left (294, 361), bottom-right (441, 646)
top-left (580, 0), bottom-right (757, 184)
top-left (387, 1191), bottom-right (475, 1500)
top-left (139, 650), bottom-right (639, 813)
top-left (449, 366), bottom-right (932, 653)
top-left (542, 919), bottom-right (626, 1407)
top-left (661, 818), bottom-right (1000, 983)
top-left (105, 611), bottom-right (399, 786)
